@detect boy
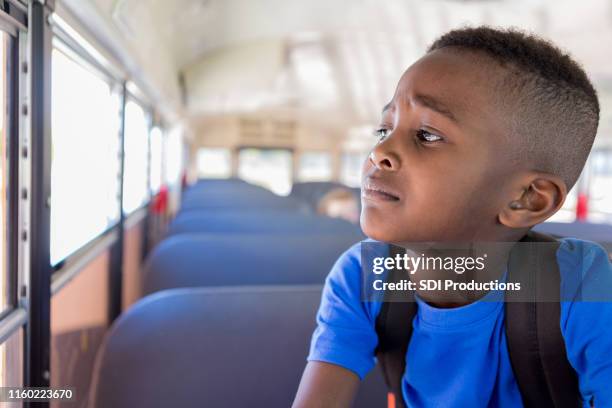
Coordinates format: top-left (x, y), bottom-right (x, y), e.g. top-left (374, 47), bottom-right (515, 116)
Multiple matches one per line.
top-left (293, 27), bottom-right (612, 407)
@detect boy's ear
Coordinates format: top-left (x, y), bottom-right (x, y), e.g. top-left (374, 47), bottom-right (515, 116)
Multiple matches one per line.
top-left (498, 173), bottom-right (567, 228)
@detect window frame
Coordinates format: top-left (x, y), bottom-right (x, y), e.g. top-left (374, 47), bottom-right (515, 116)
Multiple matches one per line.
top-left (48, 33), bottom-right (125, 272)
top-left (0, 0), bottom-right (171, 391)
top-left (0, 3), bottom-right (25, 324)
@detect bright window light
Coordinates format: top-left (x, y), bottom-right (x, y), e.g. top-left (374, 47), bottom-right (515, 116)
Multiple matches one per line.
top-left (197, 148), bottom-right (231, 178)
top-left (587, 150), bottom-right (612, 223)
top-left (340, 152), bottom-right (367, 188)
top-left (50, 48), bottom-right (121, 264)
top-left (237, 148), bottom-right (292, 195)
top-left (122, 100), bottom-right (150, 214)
top-left (149, 126), bottom-right (163, 193)
top-left (298, 151), bottom-right (332, 182)
top-left (164, 126), bottom-right (184, 186)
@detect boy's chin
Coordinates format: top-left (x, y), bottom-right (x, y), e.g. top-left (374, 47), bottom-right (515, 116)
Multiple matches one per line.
top-left (360, 213), bottom-right (406, 243)
top-left (361, 229), bottom-right (393, 243)
top-left (360, 210), bottom-right (446, 243)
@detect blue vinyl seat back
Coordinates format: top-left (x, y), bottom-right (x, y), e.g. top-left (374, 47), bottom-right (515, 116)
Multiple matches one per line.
top-left (182, 181), bottom-right (262, 203)
top-left (182, 185), bottom-right (270, 203)
top-left (167, 212), bottom-right (364, 236)
top-left (533, 221), bottom-right (612, 252)
top-left (89, 286), bottom-right (387, 408)
top-left (191, 177), bottom-right (249, 187)
top-left (183, 182), bottom-right (270, 200)
top-left (290, 181), bottom-right (348, 207)
top-left (176, 207), bottom-right (305, 219)
top-left (142, 233), bottom-right (363, 295)
top-left (350, 186), bottom-right (362, 212)
top-left (182, 179), bottom-right (297, 210)
top-left (180, 192), bottom-right (308, 212)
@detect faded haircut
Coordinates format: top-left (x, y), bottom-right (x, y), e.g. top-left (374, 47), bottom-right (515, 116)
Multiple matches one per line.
top-left (429, 26), bottom-right (600, 189)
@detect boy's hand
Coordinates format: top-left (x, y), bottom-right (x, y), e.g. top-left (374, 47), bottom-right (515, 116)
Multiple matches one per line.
top-left (292, 361), bottom-right (360, 408)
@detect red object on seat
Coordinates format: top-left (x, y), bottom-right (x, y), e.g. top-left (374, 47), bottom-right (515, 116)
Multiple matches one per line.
top-left (152, 185), bottom-right (169, 214)
top-left (576, 193), bottom-right (588, 221)
top-left (387, 392), bottom-right (396, 408)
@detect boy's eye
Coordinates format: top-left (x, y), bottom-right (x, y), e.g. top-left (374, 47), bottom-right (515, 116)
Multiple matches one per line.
top-left (416, 129), bottom-right (443, 143)
top-left (373, 128), bottom-right (391, 142)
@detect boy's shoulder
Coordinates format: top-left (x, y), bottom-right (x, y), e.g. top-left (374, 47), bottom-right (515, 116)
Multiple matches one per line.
top-left (557, 238), bottom-right (612, 302)
top-left (557, 237), bottom-right (610, 263)
top-left (328, 239), bottom-right (387, 285)
top-left (337, 238), bottom-right (387, 262)
top-left (329, 239), bottom-right (383, 275)
top-left (333, 237), bottom-right (612, 298)
top-left (322, 239), bottom-right (385, 322)
top-left (333, 236), bottom-right (612, 266)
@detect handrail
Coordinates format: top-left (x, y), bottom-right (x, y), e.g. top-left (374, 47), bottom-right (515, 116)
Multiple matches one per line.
top-left (0, 307), bottom-right (26, 345)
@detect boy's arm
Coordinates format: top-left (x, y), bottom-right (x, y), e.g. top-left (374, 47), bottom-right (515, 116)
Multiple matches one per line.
top-left (559, 241), bottom-right (612, 406)
top-left (292, 361), bottom-right (360, 408)
top-left (294, 243), bottom-right (381, 406)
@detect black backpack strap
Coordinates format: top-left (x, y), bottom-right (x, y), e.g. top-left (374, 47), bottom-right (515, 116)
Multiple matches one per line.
top-left (375, 244), bottom-right (416, 408)
top-left (505, 231), bottom-right (582, 408)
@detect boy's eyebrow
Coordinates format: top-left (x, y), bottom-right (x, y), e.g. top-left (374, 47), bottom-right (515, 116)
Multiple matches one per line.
top-left (382, 94), bottom-right (459, 123)
top-left (413, 93), bottom-right (458, 122)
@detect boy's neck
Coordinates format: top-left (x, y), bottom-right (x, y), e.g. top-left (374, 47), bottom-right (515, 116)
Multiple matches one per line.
top-left (401, 242), bottom-right (516, 308)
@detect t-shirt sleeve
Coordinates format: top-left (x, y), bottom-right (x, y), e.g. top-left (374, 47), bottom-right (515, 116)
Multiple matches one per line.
top-left (307, 242), bottom-right (380, 380)
top-left (559, 239), bottom-right (612, 406)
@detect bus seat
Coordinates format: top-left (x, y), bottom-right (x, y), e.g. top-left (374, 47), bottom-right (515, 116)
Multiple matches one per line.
top-left (192, 177), bottom-right (249, 186)
top-left (180, 193), bottom-right (308, 212)
top-left (183, 183), bottom-right (270, 200)
top-left (89, 286), bottom-right (386, 408)
top-left (290, 181), bottom-right (347, 207)
top-left (188, 178), bottom-right (261, 191)
top-left (533, 221), bottom-right (612, 252)
top-left (350, 186), bottom-right (362, 208)
top-left (167, 212), bottom-right (364, 236)
top-left (181, 188), bottom-right (274, 205)
top-left (142, 233), bottom-right (362, 295)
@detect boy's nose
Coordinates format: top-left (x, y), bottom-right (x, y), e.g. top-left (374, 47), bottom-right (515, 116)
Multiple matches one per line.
top-left (369, 142), bottom-right (400, 171)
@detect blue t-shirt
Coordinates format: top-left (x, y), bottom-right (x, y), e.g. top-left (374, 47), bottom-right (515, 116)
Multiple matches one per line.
top-left (307, 238), bottom-right (612, 407)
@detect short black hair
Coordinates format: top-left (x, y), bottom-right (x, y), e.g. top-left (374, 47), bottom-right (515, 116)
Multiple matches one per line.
top-left (428, 26), bottom-right (600, 189)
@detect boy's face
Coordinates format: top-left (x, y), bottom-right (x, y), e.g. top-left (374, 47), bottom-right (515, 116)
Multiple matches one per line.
top-left (361, 48), bottom-right (519, 243)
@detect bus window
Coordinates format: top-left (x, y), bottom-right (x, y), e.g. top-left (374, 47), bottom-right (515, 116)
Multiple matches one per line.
top-left (548, 185), bottom-right (578, 222)
top-left (340, 152), bottom-right (368, 188)
top-left (589, 149), bottom-right (612, 222)
top-left (164, 126), bottom-right (184, 187)
top-left (149, 126), bottom-right (163, 194)
top-left (197, 148), bottom-right (231, 178)
top-left (0, 31), bottom-right (8, 312)
top-left (50, 48), bottom-right (122, 265)
top-left (122, 100), bottom-right (150, 214)
top-left (237, 148), bottom-right (292, 195)
top-left (298, 151), bottom-right (332, 182)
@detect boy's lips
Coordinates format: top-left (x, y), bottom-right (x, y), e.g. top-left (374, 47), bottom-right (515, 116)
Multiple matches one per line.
top-left (362, 178), bottom-right (401, 202)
